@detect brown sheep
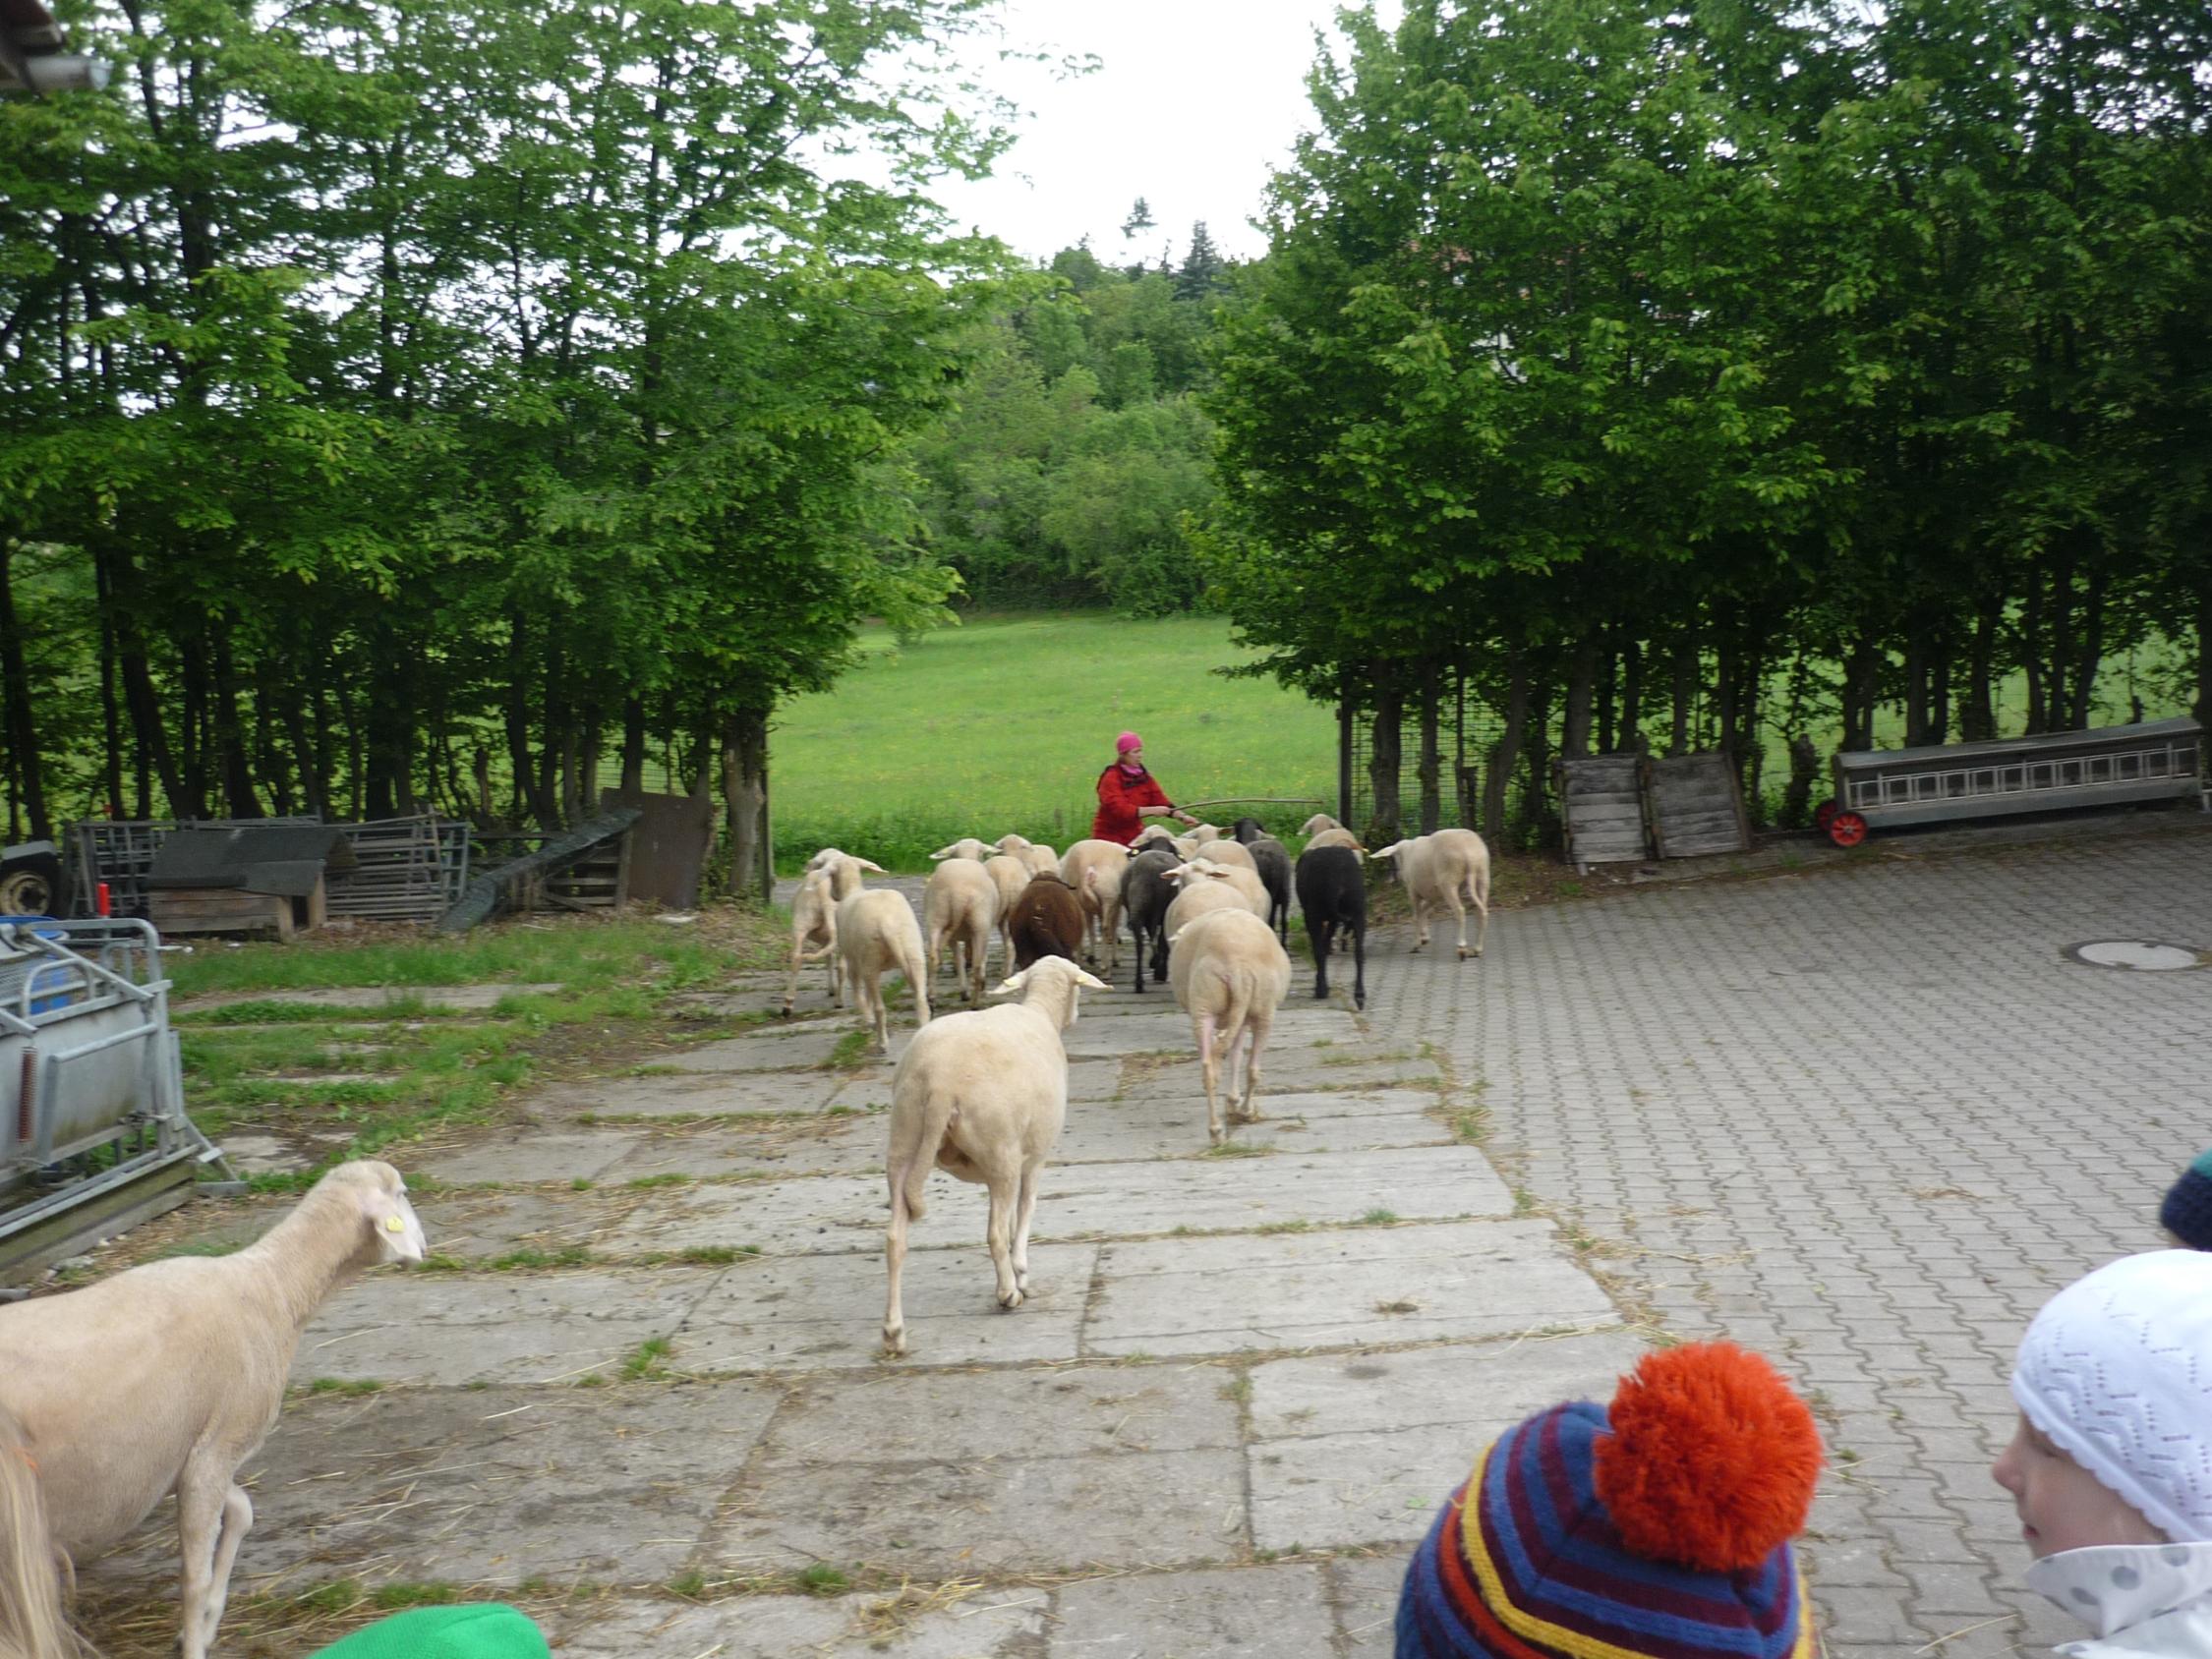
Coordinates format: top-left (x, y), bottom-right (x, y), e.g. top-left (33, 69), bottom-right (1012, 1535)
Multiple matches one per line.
top-left (1006, 873), bottom-right (1085, 970)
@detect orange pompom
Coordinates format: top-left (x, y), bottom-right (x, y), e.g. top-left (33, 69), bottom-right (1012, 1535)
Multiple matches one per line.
top-left (1593, 1342), bottom-right (1823, 1573)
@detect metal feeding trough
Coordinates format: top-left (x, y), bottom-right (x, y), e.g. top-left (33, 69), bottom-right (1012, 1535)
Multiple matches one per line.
top-left (0, 918), bottom-right (227, 1277)
top-left (1819, 717), bottom-right (2205, 847)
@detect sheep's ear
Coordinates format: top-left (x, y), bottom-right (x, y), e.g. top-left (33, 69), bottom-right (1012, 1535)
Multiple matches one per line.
top-left (994, 970), bottom-right (1028, 995)
top-left (1165, 927), bottom-right (1183, 946)
top-left (363, 1185), bottom-right (428, 1265)
top-left (1073, 969), bottom-right (1111, 991)
top-left (854, 859), bottom-right (887, 874)
top-left (1369, 842), bottom-right (1403, 859)
top-left (928, 846), bottom-right (953, 860)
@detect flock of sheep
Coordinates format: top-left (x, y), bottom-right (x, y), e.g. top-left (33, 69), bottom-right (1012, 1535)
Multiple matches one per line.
top-left (0, 819), bottom-right (1498, 1655)
top-left (780, 815), bottom-right (1494, 1357)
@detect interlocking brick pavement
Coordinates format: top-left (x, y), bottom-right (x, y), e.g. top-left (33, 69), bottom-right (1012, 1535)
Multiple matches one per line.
top-left (1357, 821), bottom-right (2212, 1655)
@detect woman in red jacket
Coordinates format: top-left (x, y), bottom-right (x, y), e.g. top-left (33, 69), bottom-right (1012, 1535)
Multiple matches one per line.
top-left (1092, 732), bottom-right (1198, 844)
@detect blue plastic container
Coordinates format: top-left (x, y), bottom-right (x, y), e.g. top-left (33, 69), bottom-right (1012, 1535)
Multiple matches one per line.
top-left (0, 917), bottom-right (74, 1015)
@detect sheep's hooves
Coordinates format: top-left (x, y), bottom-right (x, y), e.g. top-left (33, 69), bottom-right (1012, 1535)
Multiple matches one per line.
top-left (777, 1005), bottom-right (793, 1018)
top-left (998, 1288), bottom-right (1024, 1311)
top-left (882, 1330), bottom-right (907, 1358)
top-left (1312, 986), bottom-right (1328, 1000)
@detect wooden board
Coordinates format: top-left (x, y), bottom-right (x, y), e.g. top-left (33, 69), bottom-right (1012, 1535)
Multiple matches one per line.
top-left (1556, 756), bottom-right (1650, 869)
top-left (149, 887), bottom-right (300, 940)
top-left (1642, 753), bottom-right (1752, 859)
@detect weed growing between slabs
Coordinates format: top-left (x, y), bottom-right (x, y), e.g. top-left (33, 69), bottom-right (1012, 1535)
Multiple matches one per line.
top-left (166, 910), bottom-right (787, 1188)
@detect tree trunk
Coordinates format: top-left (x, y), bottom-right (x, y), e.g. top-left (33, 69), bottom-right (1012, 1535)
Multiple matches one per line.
top-left (1618, 637), bottom-right (1646, 753)
top-left (178, 632), bottom-right (210, 819)
top-left (504, 609), bottom-right (538, 822)
top-left (364, 631), bottom-right (413, 821)
top-left (1903, 626), bottom-right (1931, 747)
top-left (2021, 570), bottom-right (2048, 733)
top-left (620, 698), bottom-right (647, 794)
top-left (1839, 638), bottom-right (1876, 752)
top-left (1927, 632), bottom-right (1950, 747)
top-left (1366, 684), bottom-right (1402, 841)
top-left (2068, 571), bottom-right (2108, 730)
top-left (0, 541), bottom-right (51, 840)
top-left (1563, 640), bottom-right (1597, 760)
top-left (1962, 598), bottom-right (1999, 741)
top-left (1667, 630), bottom-right (1696, 757)
top-left (210, 623), bottom-right (260, 817)
top-left (281, 679), bottom-right (330, 822)
top-left (1417, 661), bottom-right (1440, 836)
top-left (537, 637), bottom-right (564, 829)
top-left (1483, 656), bottom-right (1530, 845)
top-left (1518, 672), bottom-right (1554, 847)
top-left (2196, 572), bottom-right (2212, 731)
top-left (1595, 637), bottom-right (1617, 755)
top-left (579, 705), bottom-right (603, 817)
top-left (118, 635), bottom-right (182, 819)
top-left (93, 550), bottom-right (124, 817)
top-left (722, 705), bottom-right (772, 905)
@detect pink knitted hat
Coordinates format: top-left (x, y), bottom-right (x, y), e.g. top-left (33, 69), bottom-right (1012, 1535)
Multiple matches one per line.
top-left (1116, 731), bottom-right (1141, 753)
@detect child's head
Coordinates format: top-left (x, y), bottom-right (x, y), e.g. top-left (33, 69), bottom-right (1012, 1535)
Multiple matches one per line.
top-left (1994, 1249), bottom-right (2212, 1559)
top-left (1396, 1342), bottom-right (1823, 1658)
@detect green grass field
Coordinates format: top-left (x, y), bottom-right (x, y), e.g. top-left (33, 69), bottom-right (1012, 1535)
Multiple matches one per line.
top-left (771, 612), bottom-right (1337, 871)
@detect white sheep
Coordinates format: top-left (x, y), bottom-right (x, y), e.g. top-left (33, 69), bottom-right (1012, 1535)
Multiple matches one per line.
top-left (881, 955), bottom-right (1109, 1356)
top-left (979, 853), bottom-right (1031, 967)
top-left (1168, 907), bottom-right (1293, 1144)
top-left (1187, 823), bottom-right (1225, 845)
top-left (805, 846), bottom-right (887, 891)
top-left (923, 857), bottom-right (1000, 1006)
top-left (837, 888), bottom-right (933, 1051)
top-left (1299, 813), bottom-right (1364, 851)
top-left (0, 1162), bottom-right (427, 1659)
top-left (1190, 837), bottom-right (1257, 874)
top-left (1015, 842), bottom-right (1058, 881)
top-left (1163, 859), bottom-right (1270, 934)
top-left (1128, 824), bottom-right (1181, 855)
top-left (929, 837), bottom-right (993, 864)
top-left (992, 833), bottom-right (1033, 854)
top-left (1370, 827), bottom-right (1492, 959)
top-left (1057, 838), bottom-right (1133, 967)
top-left (780, 865), bottom-right (844, 1016)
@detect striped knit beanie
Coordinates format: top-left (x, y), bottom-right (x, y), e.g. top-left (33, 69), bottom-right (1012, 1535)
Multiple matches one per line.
top-left (2160, 1149), bottom-right (2212, 1251)
top-left (1396, 1343), bottom-right (1823, 1659)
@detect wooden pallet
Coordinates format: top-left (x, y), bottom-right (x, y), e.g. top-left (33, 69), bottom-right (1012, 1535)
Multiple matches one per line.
top-left (1643, 752), bottom-right (1752, 860)
top-left (1556, 755), bottom-right (1651, 870)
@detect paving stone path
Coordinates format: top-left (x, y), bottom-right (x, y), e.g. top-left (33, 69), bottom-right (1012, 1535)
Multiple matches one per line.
top-left (1355, 822), bottom-right (2212, 1657)
top-left (89, 823), bottom-right (2212, 1656)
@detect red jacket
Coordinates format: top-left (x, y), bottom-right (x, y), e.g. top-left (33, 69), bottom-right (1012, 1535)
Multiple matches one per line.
top-left (1092, 765), bottom-right (1174, 844)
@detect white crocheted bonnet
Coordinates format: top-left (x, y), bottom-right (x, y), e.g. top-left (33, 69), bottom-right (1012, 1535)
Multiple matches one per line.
top-left (2012, 1250), bottom-right (2212, 1544)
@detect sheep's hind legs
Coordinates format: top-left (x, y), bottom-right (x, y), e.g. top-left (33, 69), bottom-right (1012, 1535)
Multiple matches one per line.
top-left (1197, 1012), bottom-right (1224, 1144)
top-left (882, 1181), bottom-right (912, 1356)
top-left (986, 1181), bottom-right (1023, 1309)
top-left (1012, 1162), bottom-right (1042, 1294)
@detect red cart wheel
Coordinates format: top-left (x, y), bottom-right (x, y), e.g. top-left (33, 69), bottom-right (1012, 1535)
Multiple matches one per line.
top-left (1828, 810), bottom-right (1868, 848)
top-left (1813, 798), bottom-right (1839, 831)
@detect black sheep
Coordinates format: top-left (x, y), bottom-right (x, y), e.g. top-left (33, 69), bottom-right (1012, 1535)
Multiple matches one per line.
top-left (1293, 844), bottom-right (1367, 1008)
top-left (1120, 848), bottom-right (1183, 994)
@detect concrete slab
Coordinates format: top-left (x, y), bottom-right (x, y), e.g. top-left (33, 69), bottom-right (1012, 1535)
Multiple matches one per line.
top-left (1203, 1053), bottom-right (1444, 1093)
top-left (296, 1267), bottom-right (723, 1386)
top-left (1059, 1016), bottom-right (1196, 1059)
top-left (674, 1244), bottom-right (1097, 1371)
top-left (412, 1189), bottom-right (637, 1260)
top-left (1032, 1146), bottom-right (1512, 1238)
top-left (1253, 1089), bottom-right (1455, 1120)
top-left (1334, 1554), bottom-right (1412, 1657)
top-left (599, 1173), bottom-right (885, 1257)
top-left (599, 1119), bottom-right (884, 1182)
top-left (1084, 1219), bottom-right (1619, 1358)
top-left (605, 1144), bottom-right (1509, 1258)
top-left (1053, 1094), bottom-right (1447, 1164)
top-left (418, 1127), bottom-right (646, 1185)
top-left (1065, 1058), bottom-right (1124, 1101)
top-left (87, 1381), bottom-right (778, 1592)
top-left (552, 1592), bottom-right (1048, 1658)
top-left (712, 1446), bottom-right (1249, 1576)
top-left (1049, 1561), bottom-right (1337, 1657)
top-left (1246, 1328), bottom-right (1646, 1551)
top-left (531, 1070), bottom-right (848, 1118)
top-left (218, 1132), bottom-right (315, 1174)
top-left (658, 1027), bottom-right (856, 1071)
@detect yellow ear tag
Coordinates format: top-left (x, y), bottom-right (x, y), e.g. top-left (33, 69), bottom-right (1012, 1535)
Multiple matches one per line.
top-left (384, 1215), bottom-right (405, 1232)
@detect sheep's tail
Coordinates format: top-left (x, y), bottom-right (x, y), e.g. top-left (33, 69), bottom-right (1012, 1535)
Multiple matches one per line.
top-left (888, 1089), bottom-right (958, 1224)
top-left (1212, 961), bottom-right (1260, 1055)
top-left (0, 1408), bottom-right (92, 1659)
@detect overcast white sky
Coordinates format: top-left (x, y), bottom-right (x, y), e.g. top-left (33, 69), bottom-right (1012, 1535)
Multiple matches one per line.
top-left (925, 1), bottom-right (1403, 266)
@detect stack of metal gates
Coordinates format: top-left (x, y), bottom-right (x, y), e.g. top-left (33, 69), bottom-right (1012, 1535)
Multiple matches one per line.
top-left (68, 814), bottom-right (468, 926)
top-left (0, 918), bottom-right (226, 1277)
